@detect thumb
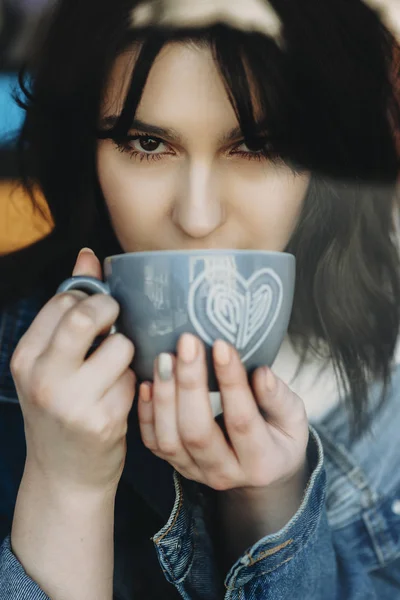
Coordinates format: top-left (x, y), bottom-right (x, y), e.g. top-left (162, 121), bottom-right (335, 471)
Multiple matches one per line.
top-left (72, 248), bottom-right (103, 279)
top-left (252, 367), bottom-right (308, 435)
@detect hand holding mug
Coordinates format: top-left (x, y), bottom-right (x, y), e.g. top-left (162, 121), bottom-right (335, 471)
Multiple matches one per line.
top-left (138, 334), bottom-right (310, 492)
top-left (12, 245), bottom-right (309, 500)
top-left (10, 249), bottom-right (136, 494)
top-left (57, 247), bottom-right (309, 495)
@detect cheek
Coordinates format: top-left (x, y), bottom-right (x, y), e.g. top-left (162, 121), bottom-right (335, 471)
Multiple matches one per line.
top-left (97, 144), bottom-right (174, 249)
top-left (231, 169), bottom-right (309, 251)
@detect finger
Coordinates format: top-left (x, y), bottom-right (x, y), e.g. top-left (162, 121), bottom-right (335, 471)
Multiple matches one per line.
top-left (152, 353), bottom-right (188, 462)
top-left (138, 382), bottom-right (158, 452)
top-left (15, 246), bottom-right (102, 367)
top-left (66, 370), bottom-right (135, 445)
top-left (101, 369), bottom-right (136, 421)
top-left (72, 248), bottom-right (103, 279)
top-left (15, 247), bottom-right (102, 368)
top-left (176, 335), bottom-right (238, 483)
top-left (11, 291), bottom-right (88, 380)
top-left (42, 294), bottom-right (120, 373)
top-left (213, 340), bottom-right (266, 460)
top-left (80, 333), bottom-right (135, 396)
top-left (252, 367), bottom-right (308, 438)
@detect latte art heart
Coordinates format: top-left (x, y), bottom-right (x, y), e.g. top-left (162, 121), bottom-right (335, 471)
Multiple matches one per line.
top-left (188, 267), bottom-right (283, 362)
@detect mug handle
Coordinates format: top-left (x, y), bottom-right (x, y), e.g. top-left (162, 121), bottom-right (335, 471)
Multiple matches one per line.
top-left (56, 276), bottom-right (117, 334)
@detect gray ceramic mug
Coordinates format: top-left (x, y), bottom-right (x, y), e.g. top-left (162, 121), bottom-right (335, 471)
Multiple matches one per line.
top-left (57, 250), bottom-right (296, 391)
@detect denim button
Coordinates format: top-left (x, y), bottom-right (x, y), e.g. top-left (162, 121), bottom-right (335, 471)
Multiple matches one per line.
top-left (391, 500), bottom-right (400, 515)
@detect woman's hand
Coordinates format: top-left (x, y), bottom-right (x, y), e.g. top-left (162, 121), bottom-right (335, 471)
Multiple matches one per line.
top-left (11, 248), bottom-right (136, 494)
top-left (131, 0), bottom-right (282, 42)
top-left (138, 333), bottom-right (309, 493)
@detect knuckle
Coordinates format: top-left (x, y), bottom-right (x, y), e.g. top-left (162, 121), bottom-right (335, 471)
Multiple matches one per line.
top-left (90, 293), bottom-right (120, 317)
top-left (157, 441), bottom-right (179, 458)
top-left (224, 413), bottom-right (255, 435)
top-left (218, 369), bottom-right (247, 390)
top-left (207, 475), bottom-right (233, 492)
top-left (55, 291), bottom-right (83, 312)
top-left (104, 295), bottom-right (120, 312)
top-left (111, 334), bottom-right (135, 360)
top-left (143, 438), bottom-right (159, 452)
top-left (88, 416), bottom-right (117, 443)
top-left (67, 304), bottom-right (97, 331)
top-left (177, 368), bottom-right (203, 391)
top-left (181, 429), bottom-right (210, 450)
top-left (10, 343), bottom-right (30, 377)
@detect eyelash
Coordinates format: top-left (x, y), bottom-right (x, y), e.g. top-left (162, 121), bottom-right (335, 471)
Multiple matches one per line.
top-left (113, 134), bottom-right (275, 163)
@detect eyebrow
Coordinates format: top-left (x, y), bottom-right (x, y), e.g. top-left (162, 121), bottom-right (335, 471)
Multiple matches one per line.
top-left (99, 115), bottom-right (250, 145)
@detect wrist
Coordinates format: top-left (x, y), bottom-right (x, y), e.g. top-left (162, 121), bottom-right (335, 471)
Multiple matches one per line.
top-left (23, 457), bottom-right (119, 505)
top-left (11, 462), bottom-right (117, 600)
top-left (215, 459), bottom-right (310, 565)
top-left (223, 458), bottom-right (310, 506)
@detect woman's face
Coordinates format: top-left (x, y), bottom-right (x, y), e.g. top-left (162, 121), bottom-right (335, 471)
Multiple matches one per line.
top-left (97, 43), bottom-right (310, 252)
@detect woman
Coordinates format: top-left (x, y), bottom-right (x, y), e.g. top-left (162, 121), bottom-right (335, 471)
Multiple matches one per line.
top-left (1, 0), bottom-right (400, 598)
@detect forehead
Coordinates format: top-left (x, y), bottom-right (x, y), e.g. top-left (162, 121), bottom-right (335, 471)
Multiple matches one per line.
top-left (100, 41), bottom-right (262, 125)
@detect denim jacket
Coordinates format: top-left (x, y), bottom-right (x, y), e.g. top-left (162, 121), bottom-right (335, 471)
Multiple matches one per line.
top-left (1, 292), bottom-right (400, 599)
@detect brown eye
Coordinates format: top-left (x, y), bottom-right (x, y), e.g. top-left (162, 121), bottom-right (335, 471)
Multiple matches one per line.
top-left (137, 137), bottom-right (162, 152)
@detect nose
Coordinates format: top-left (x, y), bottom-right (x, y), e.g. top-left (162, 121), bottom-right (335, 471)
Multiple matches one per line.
top-left (172, 162), bottom-right (224, 239)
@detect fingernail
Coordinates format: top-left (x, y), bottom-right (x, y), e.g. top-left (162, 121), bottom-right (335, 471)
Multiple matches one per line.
top-left (157, 354), bottom-right (174, 381)
top-left (179, 334), bottom-right (198, 364)
top-left (264, 367), bottom-right (276, 392)
top-left (78, 247), bottom-right (95, 258)
top-left (73, 248), bottom-right (96, 276)
top-left (140, 382), bottom-right (152, 403)
top-left (214, 340), bottom-right (231, 366)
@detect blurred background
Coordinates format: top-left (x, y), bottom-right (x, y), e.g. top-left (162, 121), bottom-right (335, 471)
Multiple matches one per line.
top-left (0, 0), bottom-right (55, 253)
top-left (0, 0), bottom-right (55, 173)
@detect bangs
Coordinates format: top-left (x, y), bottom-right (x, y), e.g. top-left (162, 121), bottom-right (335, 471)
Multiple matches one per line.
top-left (97, 15), bottom-right (400, 181)
top-left (97, 25), bottom-right (301, 170)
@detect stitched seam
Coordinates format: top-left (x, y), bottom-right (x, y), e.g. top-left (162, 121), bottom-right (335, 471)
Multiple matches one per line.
top-left (225, 521), bottom-right (323, 590)
top-left (224, 556), bottom-right (294, 591)
top-left (248, 555), bottom-right (294, 579)
top-left (153, 476), bottom-right (184, 543)
top-left (246, 538), bottom-right (294, 565)
top-left (156, 539), bottom-right (195, 584)
top-left (363, 511), bottom-right (390, 566)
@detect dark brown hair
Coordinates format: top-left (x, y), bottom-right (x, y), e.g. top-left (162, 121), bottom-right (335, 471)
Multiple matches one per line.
top-left (2, 0), bottom-right (400, 439)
